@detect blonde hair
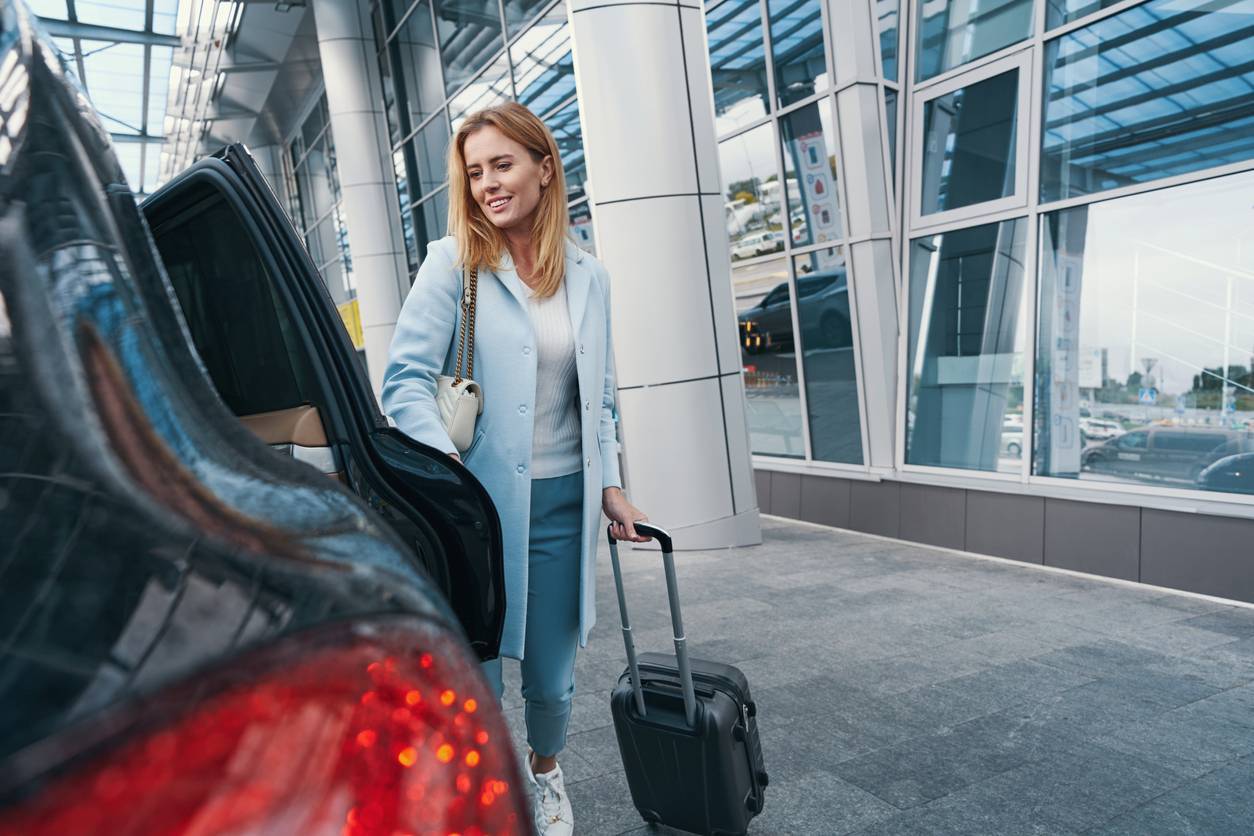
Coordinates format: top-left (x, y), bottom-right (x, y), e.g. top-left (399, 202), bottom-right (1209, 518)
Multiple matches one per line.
top-left (446, 102), bottom-right (569, 298)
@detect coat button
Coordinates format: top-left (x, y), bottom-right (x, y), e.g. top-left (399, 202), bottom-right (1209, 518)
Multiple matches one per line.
top-left (585, 457), bottom-right (591, 468)
top-left (523, 346), bottom-right (531, 355)
top-left (579, 344), bottom-right (585, 354)
top-left (584, 400), bottom-right (590, 411)
top-left (517, 464), bottom-right (525, 474)
top-left (519, 405), bottom-right (527, 414)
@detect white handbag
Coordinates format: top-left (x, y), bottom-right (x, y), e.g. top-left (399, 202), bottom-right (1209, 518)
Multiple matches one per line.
top-left (435, 265), bottom-right (483, 455)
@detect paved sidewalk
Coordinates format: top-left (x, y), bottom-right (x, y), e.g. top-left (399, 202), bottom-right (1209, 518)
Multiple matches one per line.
top-left (500, 516), bottom-right (1254, 835)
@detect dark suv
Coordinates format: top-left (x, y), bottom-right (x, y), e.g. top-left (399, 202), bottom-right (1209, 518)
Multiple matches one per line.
top-left (0, 3), bottom-right (524, 831)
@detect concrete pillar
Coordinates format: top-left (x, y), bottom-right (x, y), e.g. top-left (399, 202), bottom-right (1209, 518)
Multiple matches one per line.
top-left (310, 0), bottom-right (411, 398)
top-left (568, 0), bottom-right (761, 548)
top-left (828, 0), bottom-right (900, 470)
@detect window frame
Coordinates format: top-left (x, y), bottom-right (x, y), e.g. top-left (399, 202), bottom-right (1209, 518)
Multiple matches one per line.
top-left (909, 48), bottom-right (1034, 233)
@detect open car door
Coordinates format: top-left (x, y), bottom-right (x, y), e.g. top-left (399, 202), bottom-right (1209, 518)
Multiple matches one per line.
top-left (141, 145), bottom-right (504, 661)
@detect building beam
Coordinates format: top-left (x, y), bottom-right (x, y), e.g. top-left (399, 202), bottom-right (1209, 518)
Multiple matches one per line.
top-left (37, 17), bottom-right (182, 48)
top-left (110, 132), bottom-right (166, 144)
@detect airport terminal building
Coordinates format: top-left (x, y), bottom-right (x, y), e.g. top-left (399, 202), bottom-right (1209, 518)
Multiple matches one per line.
top-left (36, 0), bottom-right (1254, 600)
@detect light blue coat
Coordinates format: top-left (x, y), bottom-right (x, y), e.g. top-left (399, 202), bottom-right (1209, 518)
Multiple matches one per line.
top-left (382, 235), bottom-right (621, 660)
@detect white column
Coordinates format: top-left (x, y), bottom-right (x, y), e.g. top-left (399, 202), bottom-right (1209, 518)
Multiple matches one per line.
top-left (569, 0), bottom-right (760, 548)
top-left (310, 0), bottom-right (411, 398)
top-left (829, 0), bottom-right (900, 470)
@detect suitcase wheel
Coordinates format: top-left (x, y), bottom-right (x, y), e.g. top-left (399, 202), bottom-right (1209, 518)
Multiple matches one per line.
top-left (757, 770), bottom-right (770, 787)
top-left (732, 725), bottom-right (745, 743)
top-left (746, 793), bottom-right (765, 814)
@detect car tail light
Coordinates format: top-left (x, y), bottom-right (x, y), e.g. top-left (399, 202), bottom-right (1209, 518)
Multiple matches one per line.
top-left (0, 620), bottom-right (528, 835)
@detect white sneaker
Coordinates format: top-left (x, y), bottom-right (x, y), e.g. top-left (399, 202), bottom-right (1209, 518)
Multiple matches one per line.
top-left (526, 760), bottom-right (574, 836)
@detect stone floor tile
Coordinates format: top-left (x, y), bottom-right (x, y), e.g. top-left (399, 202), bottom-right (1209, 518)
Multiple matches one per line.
top-left (1090, 755), bottom-right (1254, 835)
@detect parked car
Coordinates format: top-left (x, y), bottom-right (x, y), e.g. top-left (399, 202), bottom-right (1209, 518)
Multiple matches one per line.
top-left (1197, 452), bottom-right (1254, 494)
top-left (1081, 426), bottom-right (1254, 482)
top-left (1001, 427), bottom-right (1023, 458)
top-left (0, 5), bottom-right (524, 831)
top-left (731, 229), bottom-right (784, 260)
top-left (738, 269), bottom-right (851, 355)
top-left (1080, 417), bottom-right (1121, 442)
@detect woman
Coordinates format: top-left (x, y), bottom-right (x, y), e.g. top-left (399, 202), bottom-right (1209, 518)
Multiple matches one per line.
top-left (381, 101), bottom-right (650, 836)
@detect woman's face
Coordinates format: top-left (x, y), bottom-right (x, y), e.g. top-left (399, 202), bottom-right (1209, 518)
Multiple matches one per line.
top-left (462, 125), bottom-right (554, 233)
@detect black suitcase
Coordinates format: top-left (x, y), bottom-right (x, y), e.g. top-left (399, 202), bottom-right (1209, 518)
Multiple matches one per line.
top-left (607, 523), bottom-right (768, 835)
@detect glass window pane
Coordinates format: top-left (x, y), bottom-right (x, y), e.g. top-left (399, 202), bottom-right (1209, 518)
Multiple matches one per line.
top-left (1040, 0), bottom-right (1254, 203)
top-left (570, 202), bottom-right (596, 256)
top-left (306, 213), bottom-right (339, 274)
top-left (781, 100), bottom-right (842, 248)
top-left (877, 0), bottom-right (900, 81)
top-left (736, 257), bottom-right (806, 456)
top-left (921, 68), bottom-right (1019, 215)
top-left (153, 0), bottom-right (179, 35)
top-left (707, 0), bottom-right (770, 135)
top-left (418, 188), bottom-right (450, 265)
top-left (915, 0), bottom-right (1034, 82)
top-left (512, 14), bottom-right (574, 117)
top-left (1034, 171), bottom-right (1254, 496)
top-left (389, 0), bottom-right (446, 128)
top-left (301, 96), bottom-right (328, 150)
top-left (886, 88), bottom-right (898, 191)
top-left (449, 52), bottom-right (511, 131)
top-left (435, 0), bottom-right (506, 97)
top-left (295, 137), bottom-right (335, 231)
top-left (548, 100), bottom-right (587, 203)
top-left (907, 218), bottom-right (1028, 472)
top-left (1045, 0), bottom-right (1121, 30)
top-left (504, 0), bottom-right (551, 37)
top-left (412, 112), bottom-right (451, 198)
top-left (721, 123), bottom-right (785, 264)
top-left (794, 248), bottom-right (863, 463)
top-left (768, 0), bottom-right (828, 107)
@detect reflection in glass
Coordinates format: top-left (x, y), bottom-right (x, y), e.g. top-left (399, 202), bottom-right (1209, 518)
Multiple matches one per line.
top-left (301, 95), bottom-right (328, 150)
top-left (720, 124), bottom-right (785, 264)
top-left (794, 249), bottom-right (862, 463)
top-left (512, 14), bottom-right (574, 116)
top-left (418, 188), bottom-right (450, 264)
top-left (921, 69), bottom-right (1018, 215)
top-left (412, 112), bottom-right (451, 197)
top-left (1040, 0), bottom-right (1254, 203)
top-left (449, 52), bottom-right (512, 131)
top-left (707, 0), bottom-right (770, 135)
top-left (503, 0), bottom-right (551, 36)
top-left (768, 0), bottom-right (828, 107)
top-left (569, 202), bottom-right (595, 255)
top-left (886, 89), bottom-right (898, 191)
top-left (915, 0), bottom-right (1033, 82)
top-left (434, 0), bottom-right (505, 97)
top-left (735, 258), bottom-right (806, 456)
top-left (1045, 0), bottom-right (1124, 30)
top-left (877, 0), bottom-right (899, 81)
top-left (386, 0), bottom-right (445, 130)
top-left (1034, 171), bottom-right (1254, 496)
top-left (547, 101), bottom-right (587, 202)
top-left (781, 101), bottom-right (842, 248)
top-left (907, 218), bottom-right (1028, 472)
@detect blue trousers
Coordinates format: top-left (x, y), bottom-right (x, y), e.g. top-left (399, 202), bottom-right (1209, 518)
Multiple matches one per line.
top-left (482, 470), bottom-right (583, 757)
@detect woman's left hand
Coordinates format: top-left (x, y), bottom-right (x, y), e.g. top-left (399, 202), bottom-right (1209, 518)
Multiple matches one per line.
top-left (603, 487), bottom-right (651, 543)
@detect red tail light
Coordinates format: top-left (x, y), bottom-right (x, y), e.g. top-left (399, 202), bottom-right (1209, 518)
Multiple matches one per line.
top-left (0, 620), bottom-right (528, 835)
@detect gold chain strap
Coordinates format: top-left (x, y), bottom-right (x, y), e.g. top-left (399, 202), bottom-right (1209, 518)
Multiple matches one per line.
top-left (453, 265), bottom-right (478, 385)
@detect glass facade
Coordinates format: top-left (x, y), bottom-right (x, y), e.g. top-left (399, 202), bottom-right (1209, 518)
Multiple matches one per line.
top-left (901, 0), bottom-right (1254, 506)
top-left (373, 0), bottom-right (592, 267)
top-left (286, 94), bottom-right (354, 306)
top-left (710, 0), bottom-right (865, 465)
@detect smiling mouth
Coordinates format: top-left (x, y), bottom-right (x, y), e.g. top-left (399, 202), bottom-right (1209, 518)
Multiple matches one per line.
top-left (487, 196), bottom-right (511, 211)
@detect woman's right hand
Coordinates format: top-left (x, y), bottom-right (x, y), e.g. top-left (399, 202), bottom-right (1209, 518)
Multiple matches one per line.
top-left (449, 452), bottom-right (462, 463)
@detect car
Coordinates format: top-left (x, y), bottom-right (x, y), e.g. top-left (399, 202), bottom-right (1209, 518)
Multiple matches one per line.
top-left (1001, 427), bottom-right (1023, 458)
top-left (738, 269), bottom-right (851, 355)
top-left (0, 5), bottom-right (524, 831)
top-left (731, 229), bottom-right (784, 260)
top-left (1080, 417), bottom-right (1121, 442)
top-left (1081, 425), bottom-right (1254, 482)
top-left (1197, 452), bottom-right (1254, 494)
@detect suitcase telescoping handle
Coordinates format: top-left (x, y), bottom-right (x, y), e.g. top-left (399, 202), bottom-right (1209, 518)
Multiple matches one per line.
top-left (606, 522), bottom-right (698, 728)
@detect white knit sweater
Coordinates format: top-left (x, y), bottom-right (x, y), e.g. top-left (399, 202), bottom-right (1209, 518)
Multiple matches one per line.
top-left (526, 285), bottom-right (582, 478)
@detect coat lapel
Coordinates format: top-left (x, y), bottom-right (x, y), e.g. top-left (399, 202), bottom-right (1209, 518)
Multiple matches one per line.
top-left (564, 240), bottom-right (590, 338)
top-left (488, 251), bottom-right (531, 312)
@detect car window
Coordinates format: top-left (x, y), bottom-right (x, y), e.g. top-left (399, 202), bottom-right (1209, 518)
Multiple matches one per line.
top-left (761, 284), bottom-right (790, 307)
top-left (1154, 432), bottom-right (1226, 453)
top-left (153, 193), bottom-right (321, 417)
top-left (1117, 431), bottom-right (1148, 450)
